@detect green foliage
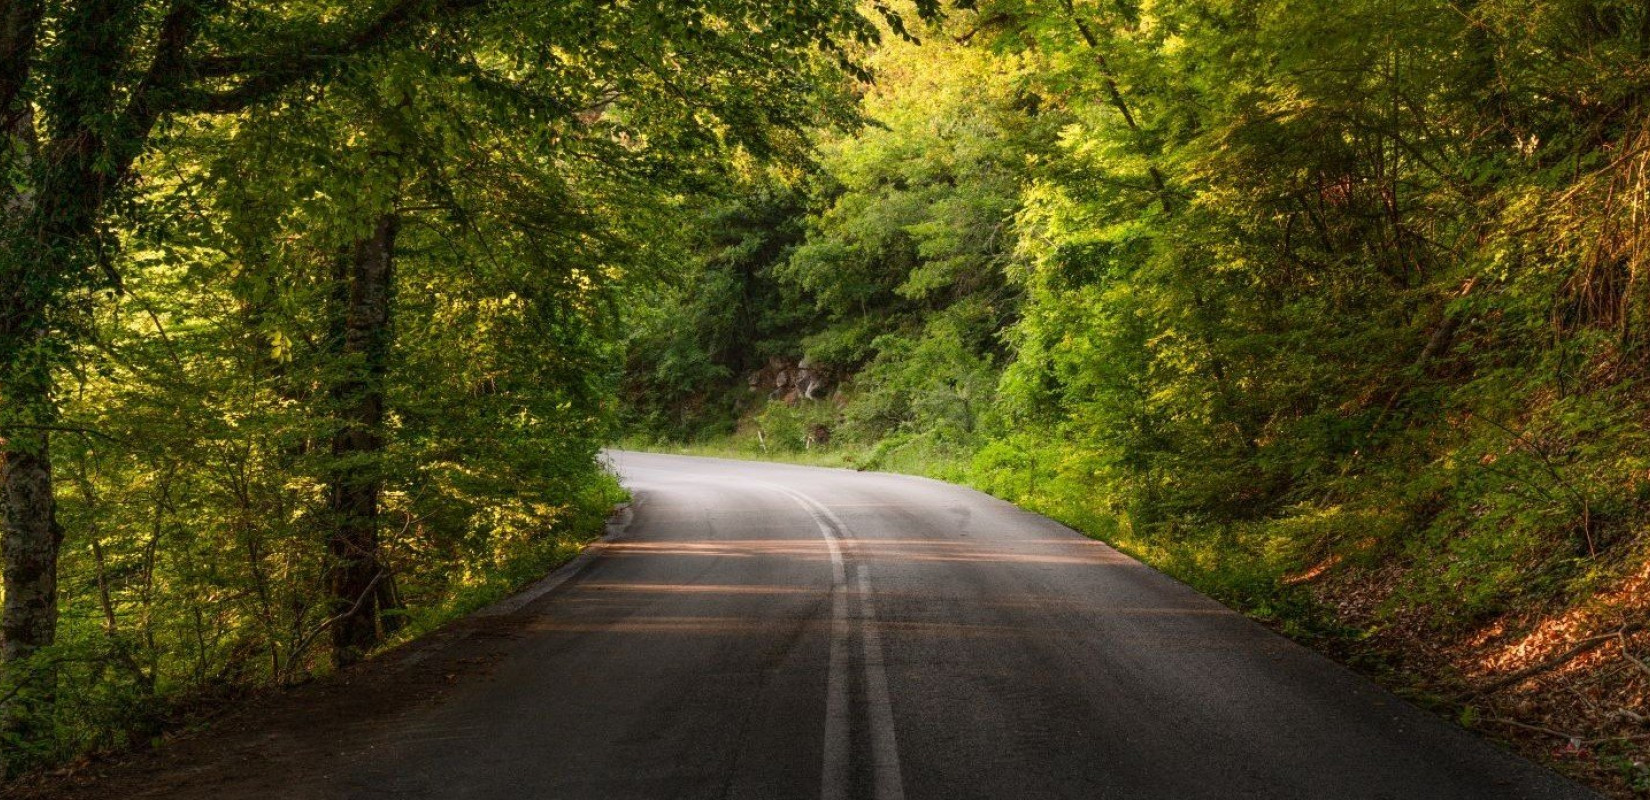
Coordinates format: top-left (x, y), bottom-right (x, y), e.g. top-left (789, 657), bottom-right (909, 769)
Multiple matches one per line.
top-left (629, 0), bottom-right (1650, 694)
top-left (0, 0), bottom-right (904, 778)
top-left (7, 0), bottom-right (1650, 785)
top-left (748, 399), bottom-right (842, 454)
top-left (625, 17), bottom-right (1064, 449)
top-left (622, 179), bottom-right (818, 438)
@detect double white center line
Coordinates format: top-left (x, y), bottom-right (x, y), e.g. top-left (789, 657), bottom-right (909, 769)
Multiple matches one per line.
top-left (765, 483), bottom-right (905, 800)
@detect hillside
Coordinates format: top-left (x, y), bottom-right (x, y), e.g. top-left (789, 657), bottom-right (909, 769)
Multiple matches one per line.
top-left (623, 5), bottom-right (1650, 794)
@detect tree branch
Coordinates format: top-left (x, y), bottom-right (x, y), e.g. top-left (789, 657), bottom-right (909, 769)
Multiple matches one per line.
top-left (1057, 0), bottom-right (1172, 211)
top-left (1460, 623), bottom-right (1646, 699)
top-left (171, 0), bottom-right (490, 115)
top-left (280, 569), bottom-right (389, 681)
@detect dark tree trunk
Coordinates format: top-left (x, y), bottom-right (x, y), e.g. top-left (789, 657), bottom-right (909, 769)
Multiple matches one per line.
top-left (0, 0), bottom-right (197, 690)
top-left (325, 211), bottom-right (402, 667)
top-left (0, 409), bottom-right (58, 663)
top-left (1, 433), bottom-right (60, 661)
top-left (0, 0), bottom-right (462, 702)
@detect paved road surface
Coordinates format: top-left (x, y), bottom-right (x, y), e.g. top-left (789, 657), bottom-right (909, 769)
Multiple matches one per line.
top-left (56, 450), bottom-right (1580, 800)
top-left (312, 451), bottom-right (1592, 799)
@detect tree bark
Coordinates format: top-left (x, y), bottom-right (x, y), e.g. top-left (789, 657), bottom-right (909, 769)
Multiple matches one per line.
top-left (1, 432), bottom-right (59, 664)
top-left (325, 211), bottom-right (402, 667)
top-left (0, 0), bottom-right (201, 693)
top-left (0, 419), bottom-right (59, 764)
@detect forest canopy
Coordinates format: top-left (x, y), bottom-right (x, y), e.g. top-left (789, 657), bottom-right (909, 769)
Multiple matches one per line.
top-left (0, 0), bottom-right (910, 776)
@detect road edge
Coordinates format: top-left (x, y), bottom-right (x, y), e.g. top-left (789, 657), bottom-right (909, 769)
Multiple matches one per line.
top-left (477, 501), bottom-right (636, 617)
top-left (387, 500), bottom-right (637, 670)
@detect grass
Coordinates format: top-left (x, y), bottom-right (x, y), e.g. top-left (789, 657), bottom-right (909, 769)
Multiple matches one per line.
top-left (617, 435), bottom-right (857, 469)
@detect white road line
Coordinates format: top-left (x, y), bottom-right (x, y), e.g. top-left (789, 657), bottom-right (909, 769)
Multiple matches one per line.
top-left (761, 482), bottom-right (905, 800)
top-left (763, 483), bottom-right (851, 800)
top-left (856, 564), bottom-right (906, 800)
top-left (823, 543), bottom-right (852, 800)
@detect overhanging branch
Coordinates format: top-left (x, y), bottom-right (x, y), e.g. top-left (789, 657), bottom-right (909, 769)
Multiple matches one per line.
top-left (170, 0), bottom-right (490, 115)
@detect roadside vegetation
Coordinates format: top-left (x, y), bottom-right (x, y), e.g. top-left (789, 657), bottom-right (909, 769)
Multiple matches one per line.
top-left (0, 0), bottom-right (907, 782)
top-left (623, 4), bottom-right (1650, 794)
top-left (7, 0), bottom-right (1650, 794)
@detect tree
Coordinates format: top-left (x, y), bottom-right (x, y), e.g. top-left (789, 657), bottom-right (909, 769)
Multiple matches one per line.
top-left (1, 0), bottom-right (926, 773)
top-left (0, 0), bottom-right (510, 747)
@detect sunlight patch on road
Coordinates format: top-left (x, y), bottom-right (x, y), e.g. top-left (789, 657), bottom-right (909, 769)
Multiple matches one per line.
top-left (573, 582), bottom-right (818, 595)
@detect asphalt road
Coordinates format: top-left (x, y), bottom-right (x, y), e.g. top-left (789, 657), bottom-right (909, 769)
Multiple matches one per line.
top-left (325, 451), bottom-right (1591, 799)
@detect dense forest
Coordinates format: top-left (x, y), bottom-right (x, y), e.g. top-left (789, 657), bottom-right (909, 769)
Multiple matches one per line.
top-left (3, 0), bottom-right (1650, 793)
top-left (0, 0), bottom-right (910, 780)
top-left (622, 0), bottom-right (1650, 791)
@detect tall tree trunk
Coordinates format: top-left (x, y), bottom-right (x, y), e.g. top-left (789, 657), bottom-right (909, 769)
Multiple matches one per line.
top-left (1, 432), bottom-right (60, 651)
top-left (0, 350), bottom-right (60, 772)
top-left (325, 211), bottom-right (402, 667)
top-left (0, 102), bottom-right (60, 767)
top-left (1, 432), bottom-right (59, 664)
top-left (1, 190), bottom-right (97, 711)
top-left (0, 0), bottom-right (193, 687)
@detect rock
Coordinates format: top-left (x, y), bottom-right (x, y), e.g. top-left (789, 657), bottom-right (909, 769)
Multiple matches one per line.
top-left (747, 357), bottom-right (834, 403)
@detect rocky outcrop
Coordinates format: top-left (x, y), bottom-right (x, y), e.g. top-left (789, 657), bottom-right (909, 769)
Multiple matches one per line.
top-left (748, 356), bottom-right (832, 403)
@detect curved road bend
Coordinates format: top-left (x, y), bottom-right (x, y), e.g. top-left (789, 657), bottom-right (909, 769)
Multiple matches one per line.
top-left (335, 451), bottom-right (1591, 799)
